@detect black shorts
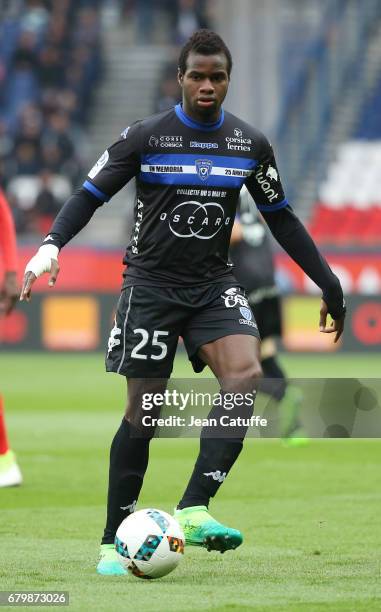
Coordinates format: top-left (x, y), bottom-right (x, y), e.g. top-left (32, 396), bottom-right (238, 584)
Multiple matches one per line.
top-left (106, 283), bottom-right (260, 378)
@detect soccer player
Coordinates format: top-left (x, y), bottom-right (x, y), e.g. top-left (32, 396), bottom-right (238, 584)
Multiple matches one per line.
top-left (230, 186), bottom-right (306, 441)
top-left (0, 188), bottom-right (22, 487)
top-left (20, 30), bottom-right (345, 574)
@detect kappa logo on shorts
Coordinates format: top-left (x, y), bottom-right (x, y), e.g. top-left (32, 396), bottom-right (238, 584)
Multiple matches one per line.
top-left (221, 287), bottom-right (249, 309)
top-left (107, 322), bottom-right (121, 356)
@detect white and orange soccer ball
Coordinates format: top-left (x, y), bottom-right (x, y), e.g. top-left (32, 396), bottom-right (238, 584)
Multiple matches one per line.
top-left (115, 508), bottom-right (185, 579)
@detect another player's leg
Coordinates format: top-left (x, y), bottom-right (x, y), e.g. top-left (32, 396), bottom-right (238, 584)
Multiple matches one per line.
top-left (260, 338), bottom-right (307, 443)
top-left (252, 297), bottom-right (307, 443)
top-left (176, 334), bottom-right (262, 553)
top-left (0, 395), bottom-right (22, 488)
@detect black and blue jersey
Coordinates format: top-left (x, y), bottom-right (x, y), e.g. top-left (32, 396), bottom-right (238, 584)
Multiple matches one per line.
top-left (84, 103), bottom-right (287, 287)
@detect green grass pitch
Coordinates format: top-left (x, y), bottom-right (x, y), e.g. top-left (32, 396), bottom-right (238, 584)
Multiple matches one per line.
top-left (1, 352), bottom-right (380, 611)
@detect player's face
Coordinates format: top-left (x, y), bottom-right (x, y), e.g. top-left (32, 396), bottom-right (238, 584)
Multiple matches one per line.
top-left (178, 52), bottom-right (230, 123)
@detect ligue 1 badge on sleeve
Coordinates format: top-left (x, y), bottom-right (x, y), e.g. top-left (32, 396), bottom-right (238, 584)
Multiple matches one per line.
top-left (88, 150), bottom-right (109, 179)
top-left (195, 159), bottom-right (213, 181)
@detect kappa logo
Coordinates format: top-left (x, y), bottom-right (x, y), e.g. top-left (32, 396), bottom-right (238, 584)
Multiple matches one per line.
top-left (195, 159), bottom-right (213, 180)
top-left (131, 198), bottom-right (144, 254)
top-left (203, 470), bottom-right (226, 483)
top-left (43, 234), bottom-right (53, 242)
top-left (190, 141), bottom-right (218, 149)
top-left (120, 499), bottom-right (137, 512)
top-left (266, 165), bottom-right (278, 181)
top-left (107, 321), bottom-right (121, 355)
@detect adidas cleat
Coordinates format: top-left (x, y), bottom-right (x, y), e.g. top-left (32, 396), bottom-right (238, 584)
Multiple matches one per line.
top-left (0, 450), bottom-right (22, 488)
top-left (97, 544), bottom-right (127, 576)
top-left (174, 505), bottom-right (243, 553)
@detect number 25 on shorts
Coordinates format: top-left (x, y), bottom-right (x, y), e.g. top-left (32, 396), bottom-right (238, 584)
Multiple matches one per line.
top-left (131, 329), bottom-right (169, 361)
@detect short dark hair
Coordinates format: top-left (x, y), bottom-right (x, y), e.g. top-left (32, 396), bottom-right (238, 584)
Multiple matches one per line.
top-left (178, 29), bottom-right (232, 76)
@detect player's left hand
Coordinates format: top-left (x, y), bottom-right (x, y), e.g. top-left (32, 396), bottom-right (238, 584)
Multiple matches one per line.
top-left (319, 299), bottom-right (345, 343)
top-left (0, 271), bottom-right (19, 316)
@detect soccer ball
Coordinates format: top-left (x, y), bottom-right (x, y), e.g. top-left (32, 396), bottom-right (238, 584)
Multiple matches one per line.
top-left (115, 508), bottom-right (185, 579)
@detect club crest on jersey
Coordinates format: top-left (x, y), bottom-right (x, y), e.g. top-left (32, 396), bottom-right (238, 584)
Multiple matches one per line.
top-left (195, 159), bottom-right (213, 181)
top-left (239, 306), bottom-right (252, 321)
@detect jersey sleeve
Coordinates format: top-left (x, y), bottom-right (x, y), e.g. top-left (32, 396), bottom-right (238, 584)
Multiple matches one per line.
top-left (245, 132), bottom-right (288, 212)
top-left (83, 122), bottom-right (141, 202)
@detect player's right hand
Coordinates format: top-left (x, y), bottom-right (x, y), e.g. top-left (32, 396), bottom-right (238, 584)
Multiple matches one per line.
top-left (20, 244), bottom-right (60, 302)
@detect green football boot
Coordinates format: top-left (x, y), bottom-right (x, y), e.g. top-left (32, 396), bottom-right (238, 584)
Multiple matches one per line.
top-left (174, 505), bottom-right (243, 553)
top-left (279, 386), bottom-right (309, 446)
top-left (97, 544), bottom-right (127, 576)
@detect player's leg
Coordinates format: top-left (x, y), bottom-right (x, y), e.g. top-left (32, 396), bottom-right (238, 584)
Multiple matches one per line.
top-left (98, 286), bottom-right (181, 574)
top-left (175, 335), bottom-right (261, 551)
top-left (98, 378), bottom-right (168, 575)
top-left (0, 395), bottom-right (22, 488)
top-left (101, 378), bottom-right (167, 546)
top-left (177, 285), bottom-right (261, 552)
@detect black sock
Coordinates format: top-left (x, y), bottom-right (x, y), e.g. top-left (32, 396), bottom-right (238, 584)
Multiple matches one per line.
top-left (177, 393), bottom-right (254, 510)
top-left (101, 418), bottom-right (151, 544)
top-left (260, 356), bottom-right (287, 401)
top-left (177, 437), bottom-right (244, 509)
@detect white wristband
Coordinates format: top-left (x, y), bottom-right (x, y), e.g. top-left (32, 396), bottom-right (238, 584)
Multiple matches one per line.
top-left (25, 245), bottom-right (59, 278)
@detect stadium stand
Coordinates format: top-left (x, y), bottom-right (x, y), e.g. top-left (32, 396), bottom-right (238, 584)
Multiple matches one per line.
top-left (308, 35), bottom-right (381, 247)
top-left (0, 0), bottom-right (103, 236)
top-left (275, 1), bottom-right (381, 223)
top-left (309, 141), bottom-right (381, 246)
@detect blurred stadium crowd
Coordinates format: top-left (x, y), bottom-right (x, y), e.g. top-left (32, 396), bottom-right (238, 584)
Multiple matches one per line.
top-left (1, 0), bottom-right (381, 249)
top-left (0, 0), bottom-right (103, 236)
top-left (0, 0), bottom-right (210, 239)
